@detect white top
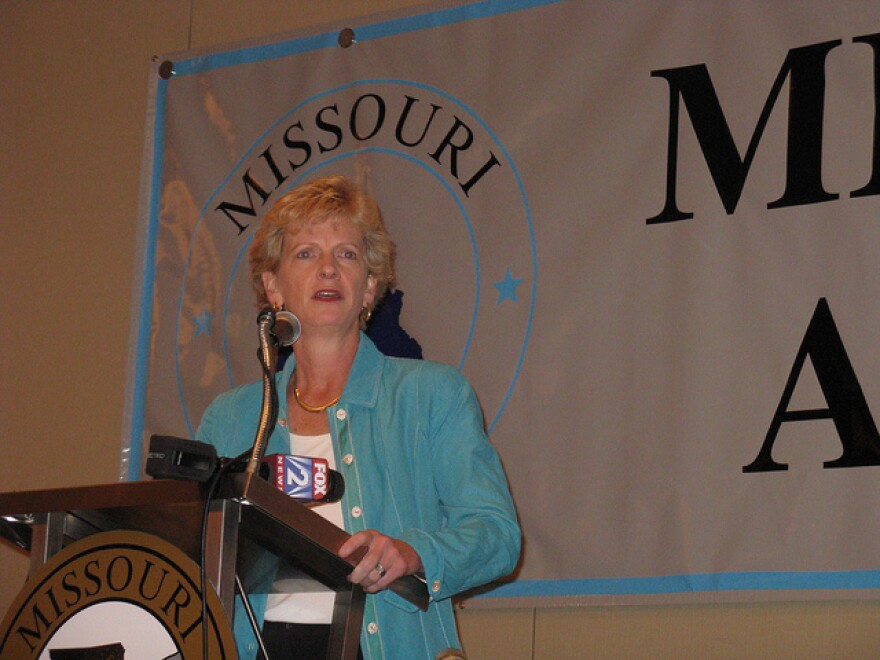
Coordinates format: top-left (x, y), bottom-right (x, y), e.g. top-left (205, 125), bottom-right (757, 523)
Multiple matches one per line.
top-left (263, 432), bottom-right (344, 624)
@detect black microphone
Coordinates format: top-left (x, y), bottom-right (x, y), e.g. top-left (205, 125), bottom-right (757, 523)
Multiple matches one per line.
top-left (272, 309), bottom-right (301, 346)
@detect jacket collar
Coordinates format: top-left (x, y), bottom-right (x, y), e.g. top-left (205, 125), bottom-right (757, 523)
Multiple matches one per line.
top-left (276, 332), bottom-right (384, 411)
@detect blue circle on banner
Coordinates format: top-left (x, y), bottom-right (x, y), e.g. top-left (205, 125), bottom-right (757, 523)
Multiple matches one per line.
top-left (176, 80), bottom-right (536, 436)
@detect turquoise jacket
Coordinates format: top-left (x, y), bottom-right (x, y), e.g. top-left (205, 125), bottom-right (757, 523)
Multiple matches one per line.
top-left (196, 334), bottom-right (521, 659)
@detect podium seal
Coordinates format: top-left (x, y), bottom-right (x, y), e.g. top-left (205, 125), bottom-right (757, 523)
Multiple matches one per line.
top-left (0, 530), bottom-right (237, 659)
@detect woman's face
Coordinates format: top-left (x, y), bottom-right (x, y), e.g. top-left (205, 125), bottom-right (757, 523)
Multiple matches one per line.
top-left (261, 217), bottom-right (377, 336)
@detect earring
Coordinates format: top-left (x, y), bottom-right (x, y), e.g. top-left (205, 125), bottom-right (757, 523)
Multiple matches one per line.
top-left (361, 306), bottom-right (372, 323)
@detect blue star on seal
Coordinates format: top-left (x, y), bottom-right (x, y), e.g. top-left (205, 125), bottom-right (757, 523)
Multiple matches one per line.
top-left (493, 269), bottom-right (524, 304)
top-left (193, 307), bottom-right (214, 337)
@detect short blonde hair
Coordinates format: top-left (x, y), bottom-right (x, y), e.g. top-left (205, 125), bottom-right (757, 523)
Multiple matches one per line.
top-left (249, 175), bottom-right (395, 311)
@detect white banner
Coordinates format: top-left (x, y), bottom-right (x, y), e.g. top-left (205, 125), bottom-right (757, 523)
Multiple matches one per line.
top-left (126, 0), bottom-right (880, 602)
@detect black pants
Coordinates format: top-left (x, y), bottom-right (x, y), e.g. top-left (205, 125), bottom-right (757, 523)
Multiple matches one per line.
top-left (260, 621), bottom-right (364, 660)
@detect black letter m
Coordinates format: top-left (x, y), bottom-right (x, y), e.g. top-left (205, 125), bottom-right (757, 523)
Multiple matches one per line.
top-left (649, 40), bottom-right (842, 224)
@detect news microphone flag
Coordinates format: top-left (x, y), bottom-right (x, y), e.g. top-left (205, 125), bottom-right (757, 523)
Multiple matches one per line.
top-left (260, 453), bottom-right (336, 502)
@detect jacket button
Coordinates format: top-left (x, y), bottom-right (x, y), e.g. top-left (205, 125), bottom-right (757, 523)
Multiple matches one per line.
top-left (336, 409), bottom-right (347, 420)
top-left (278, 418), bottom-right (287, 427)
top-left (343, 453), bottom-right (354, 465)
top-left (367, 621), bottom-right (379, 635)
top-left (351, 506), bottom-right (362, 518)
top-left (432, 580), bottom-right (441, 593)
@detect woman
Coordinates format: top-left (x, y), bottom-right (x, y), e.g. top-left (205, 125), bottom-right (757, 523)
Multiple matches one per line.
top-left (197, 175), bottom-right (521, 659)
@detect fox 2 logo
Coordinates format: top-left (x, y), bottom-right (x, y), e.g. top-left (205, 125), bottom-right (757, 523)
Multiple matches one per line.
top-left (283, 455), bottom-right (329, 499)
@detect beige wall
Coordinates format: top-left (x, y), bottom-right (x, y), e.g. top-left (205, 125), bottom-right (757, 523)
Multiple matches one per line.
top-left (1, 2), bottom-right (877, 657)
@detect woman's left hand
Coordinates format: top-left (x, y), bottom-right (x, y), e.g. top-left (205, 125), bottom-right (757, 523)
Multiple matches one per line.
top-left (338, 530), bottom-right (423, 593)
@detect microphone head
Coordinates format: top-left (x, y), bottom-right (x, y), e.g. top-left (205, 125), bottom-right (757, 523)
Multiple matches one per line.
top-left (273, 310), bottom-right (301, 346)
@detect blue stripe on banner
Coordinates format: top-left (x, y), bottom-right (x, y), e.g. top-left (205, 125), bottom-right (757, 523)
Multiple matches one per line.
top-left (128, 77), bottom-right (169, 480)
top-left (171, 0), bottom-right (565, 76)
top-left (478, 570), bottom-right (880, 599)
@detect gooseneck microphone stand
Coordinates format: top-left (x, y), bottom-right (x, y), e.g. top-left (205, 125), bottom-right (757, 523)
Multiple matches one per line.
top-left (201, 307), bottom-right (285, 659)
top-left (242, 307), bottom-right (282, 497)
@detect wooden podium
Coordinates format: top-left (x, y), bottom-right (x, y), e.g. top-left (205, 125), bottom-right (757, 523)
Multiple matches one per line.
top-left (0, 475), bottom-right (428, 659)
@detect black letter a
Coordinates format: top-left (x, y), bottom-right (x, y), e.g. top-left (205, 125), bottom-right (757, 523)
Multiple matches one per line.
top-left (744, 298), bottom-right (880, 472)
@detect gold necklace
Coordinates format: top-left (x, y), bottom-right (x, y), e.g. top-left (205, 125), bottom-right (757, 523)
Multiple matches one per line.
top-left (293, 384), bottom-right (341, 413)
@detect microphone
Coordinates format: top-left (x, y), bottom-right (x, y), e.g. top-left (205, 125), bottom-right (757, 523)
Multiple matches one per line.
top-left (272, 309), bottom-right (301, 346)
top-left (259, 454), bottom-right (345, 503)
